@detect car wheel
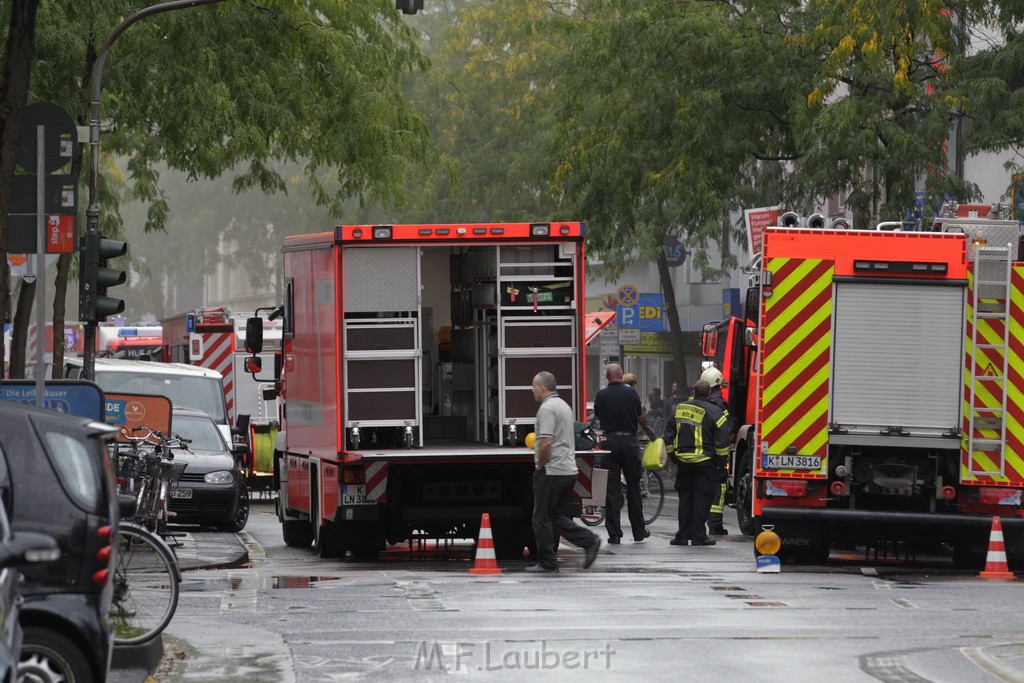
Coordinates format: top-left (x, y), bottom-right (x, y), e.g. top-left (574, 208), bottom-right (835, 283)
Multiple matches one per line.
top-left (217, 484), bottom-right (250, 533)
top-left (19, 626), bottom-right (93, 683)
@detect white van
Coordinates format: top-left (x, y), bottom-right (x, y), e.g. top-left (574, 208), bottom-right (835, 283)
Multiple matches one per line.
top-left (63, 357), bottom-right (231, 443)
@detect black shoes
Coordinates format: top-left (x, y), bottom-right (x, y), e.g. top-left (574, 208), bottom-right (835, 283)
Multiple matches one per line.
top-left (525, 564), bottom-right (559, 573)
top-left (708, 526), bottom-right (729, 536)
top-left (692, 538), bottom-right (717, 546)
top-left (633, 529), bottom-right (651, 542)
top-left (607, 536), bottom-right (621, 545)
top-left (669, 537), bottom-right (688, 546)
top-left (583, 539), bottom-right (601, 569)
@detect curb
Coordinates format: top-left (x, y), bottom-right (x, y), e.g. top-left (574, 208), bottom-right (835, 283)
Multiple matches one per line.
top-left (112, 635), bottom-right (163, 673)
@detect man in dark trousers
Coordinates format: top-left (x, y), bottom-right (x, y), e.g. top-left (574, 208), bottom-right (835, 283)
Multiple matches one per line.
top-left (594, 363), bottom-right (655, 544)
top-left (666, 379), bottom-right (730, 546)
top-left (527, 371), bottom-right (601, 573)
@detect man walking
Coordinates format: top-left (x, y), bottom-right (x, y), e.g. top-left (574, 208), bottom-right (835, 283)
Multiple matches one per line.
top-left (594, 364), bottom-right (654, 544)
top-left (666, 380), bottom-right (730, 547)
top-left (527, 371), bottom-right (601, 573)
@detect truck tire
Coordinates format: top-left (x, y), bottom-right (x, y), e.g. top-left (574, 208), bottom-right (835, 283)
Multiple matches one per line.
top-left (282, 519), bottom-right (314, 547)
top-left (734, 451), bottom-right (760, 537)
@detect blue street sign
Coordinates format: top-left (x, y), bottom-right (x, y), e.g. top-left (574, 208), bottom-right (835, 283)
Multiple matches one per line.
top-left (617, 294), bottom-right (665, 332)
top-left (0, 380), bottom-right (104, 421)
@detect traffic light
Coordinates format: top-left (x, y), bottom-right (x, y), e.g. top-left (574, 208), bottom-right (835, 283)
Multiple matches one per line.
top-left (79, 232), bottom-right (127, 323)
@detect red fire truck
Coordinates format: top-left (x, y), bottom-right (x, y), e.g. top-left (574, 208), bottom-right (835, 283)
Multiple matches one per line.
top-left (702, 206), bottom-right (1024, 566)
top-left (162, 308), bottom-right (282, 487)
top-left (245, 222), bottom-right (598, 559)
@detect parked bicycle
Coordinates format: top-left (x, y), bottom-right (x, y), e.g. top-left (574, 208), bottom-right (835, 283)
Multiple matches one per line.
top-left (114, 426), bottom-right (191, 535)
top-left (581, 467), bottom-right (665, 527)
top-left (110, 426), bottom-right (189, 645)
top-left (111, 522), bottom-right (181, 645)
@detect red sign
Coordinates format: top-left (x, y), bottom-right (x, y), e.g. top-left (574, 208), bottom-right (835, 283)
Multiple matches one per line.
top-left (47, 214), bottom-right (74, 252)
top-left (744, 206), bottom-right (781, 257)
top-left (105, 392), bottom-right (173, 442)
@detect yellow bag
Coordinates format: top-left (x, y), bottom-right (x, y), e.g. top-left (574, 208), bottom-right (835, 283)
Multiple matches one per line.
top-left (642, 438), bottom-right (667, 470)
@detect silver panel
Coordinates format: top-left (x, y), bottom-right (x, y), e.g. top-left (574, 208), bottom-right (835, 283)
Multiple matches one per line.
top-left (937, 218), bottom-right (1020, 259)
top-left (343, 246), bottom-right (419, 312)
top-left (832, 282), bottom-right (964, 430)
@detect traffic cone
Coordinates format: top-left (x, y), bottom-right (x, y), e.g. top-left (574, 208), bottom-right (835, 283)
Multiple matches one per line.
top-left (980, 516), bottom-right (1015, 580)
top-left (469, 513), bottom-right (503, 575)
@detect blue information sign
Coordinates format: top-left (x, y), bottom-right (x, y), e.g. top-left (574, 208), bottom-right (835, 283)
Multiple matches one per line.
top-left (616, 293), bottom-right (665, 332)
top-left (0, 381), bottom-right (104, 421)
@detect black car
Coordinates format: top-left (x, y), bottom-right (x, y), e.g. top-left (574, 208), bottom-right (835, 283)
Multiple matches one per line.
top-left (0, 401), bottom-right (119, 683)
top-left (168, 409), bottom-right (249, 532)
top-left (0, 503), bottom-right (59, 683)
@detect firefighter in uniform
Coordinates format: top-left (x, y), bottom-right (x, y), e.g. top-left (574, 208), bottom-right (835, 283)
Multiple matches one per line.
top-left (666, 379), bottom-right (730, 546)
top-left (700, 367), bottom-right (732, 536)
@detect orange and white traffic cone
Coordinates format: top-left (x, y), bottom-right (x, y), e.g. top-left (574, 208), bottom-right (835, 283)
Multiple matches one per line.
top-left (469, 512), bottom-right (503, 575)
top-left (979, 516), bottom-right (1015, 580)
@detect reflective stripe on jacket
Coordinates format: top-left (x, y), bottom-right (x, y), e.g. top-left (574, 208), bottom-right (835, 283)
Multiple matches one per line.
top-left (665, 398), bottom-right (730, 464)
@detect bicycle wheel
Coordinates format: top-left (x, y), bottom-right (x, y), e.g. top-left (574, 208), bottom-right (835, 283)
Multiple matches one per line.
top-left (642, 470), bottom-right (664, 525)
top-left (112, 524), bottom-right (180, 645)
top-left (581, 504), bottom-right (605, 526)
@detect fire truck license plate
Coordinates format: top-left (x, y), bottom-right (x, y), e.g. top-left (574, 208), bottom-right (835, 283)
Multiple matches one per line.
top-left (170, 488), bottom-right (193, 499)
top-left (342, 485), bottom-right (368, 505)
top-left (765, 455), bottom-right (821, 470)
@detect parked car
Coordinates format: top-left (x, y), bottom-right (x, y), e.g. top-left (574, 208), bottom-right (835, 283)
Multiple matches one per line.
top-left (0, 503), bottom-right (59, 683)
top-left (168, 408), bottom-right (250, 532)
top-left (0, 401), bottom-right (119, 683)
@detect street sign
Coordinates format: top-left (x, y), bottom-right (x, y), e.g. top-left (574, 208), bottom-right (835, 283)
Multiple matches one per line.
top-left (617, 293), bottom-right (665, 332)
top-left (618, 328), bottom-right (641, 344)
top-left (10, 174), bottom-right (78, 214)
top-left (0, 380), bottom-right (104, 420)
top-left (7, 214), bottom-right (75, 253)
top-left (600, 330), bottom-right (620, 355)
top-left (616, 284), bottom-right (639, 306)
top-left (16, 102), bottom-right (76, 174)
top-left (104, 392), bottom-right (172, 440)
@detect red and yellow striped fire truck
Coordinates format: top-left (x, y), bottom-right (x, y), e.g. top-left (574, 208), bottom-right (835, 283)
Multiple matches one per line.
top-left (245, 222), bottom-right (599, 559)
top-left (703, 207), bottom-right (1024, 566)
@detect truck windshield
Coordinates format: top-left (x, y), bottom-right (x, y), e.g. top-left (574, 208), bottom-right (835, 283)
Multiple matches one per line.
top-left (93, 373), bottom-right (228, 424)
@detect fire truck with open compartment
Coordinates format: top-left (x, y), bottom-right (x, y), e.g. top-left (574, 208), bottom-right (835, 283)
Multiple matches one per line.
top-left (244, 221), bottom-right (600, 559)
top-left (702, 205), bottom-right (1024, 566)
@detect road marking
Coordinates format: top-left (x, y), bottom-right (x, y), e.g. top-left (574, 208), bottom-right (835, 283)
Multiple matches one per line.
top-left (962, 643), bottom-right (1024, 683)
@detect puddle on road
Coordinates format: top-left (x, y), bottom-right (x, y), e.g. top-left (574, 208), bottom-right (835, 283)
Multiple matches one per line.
top-left (180, 576), bottom-right (345, 592)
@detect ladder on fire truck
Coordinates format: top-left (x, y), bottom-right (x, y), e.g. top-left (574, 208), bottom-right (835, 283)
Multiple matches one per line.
top-left (967, 243), bottom-right (1013, 477)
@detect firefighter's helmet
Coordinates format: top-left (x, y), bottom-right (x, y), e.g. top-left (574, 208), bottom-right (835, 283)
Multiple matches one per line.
top-left (701, 367), bottom-right (724, 387)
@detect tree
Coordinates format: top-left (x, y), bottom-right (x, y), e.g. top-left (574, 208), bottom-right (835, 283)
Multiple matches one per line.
top-left (1, 0), bottom-right (441, 373)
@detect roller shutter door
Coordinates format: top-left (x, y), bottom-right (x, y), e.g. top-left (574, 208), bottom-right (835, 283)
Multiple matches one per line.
top-left (831, 281), bottom-right (965, 431)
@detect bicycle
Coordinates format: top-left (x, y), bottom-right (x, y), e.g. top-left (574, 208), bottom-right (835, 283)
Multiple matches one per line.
top-left (114, 427), bottom-right (191, 535)
top-left (111, 522), bottom-right (181, 645)
top-left (582, 467), bottom-right (665, 527)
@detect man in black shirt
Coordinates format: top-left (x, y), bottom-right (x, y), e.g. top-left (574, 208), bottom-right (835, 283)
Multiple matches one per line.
top-left (593, 364), bottom-right (655, 544)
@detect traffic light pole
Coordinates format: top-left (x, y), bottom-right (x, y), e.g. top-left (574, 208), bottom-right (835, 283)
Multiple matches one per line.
top-left (83, 0), bottom-right (230, 381)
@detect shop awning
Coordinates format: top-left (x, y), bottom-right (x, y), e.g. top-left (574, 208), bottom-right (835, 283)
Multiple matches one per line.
top-left (584, 311), bottom-right (616, 346)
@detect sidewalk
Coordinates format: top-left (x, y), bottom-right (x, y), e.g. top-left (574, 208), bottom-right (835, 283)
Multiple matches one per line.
top-left (109, 528), bottom-right (251, 682)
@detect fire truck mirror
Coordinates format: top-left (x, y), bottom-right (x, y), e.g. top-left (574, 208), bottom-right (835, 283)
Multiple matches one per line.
top-left (245, 317), bottom-right (264, 354)
top-left (245, 356), bottom-right (263, 375)
top-left (744, 326), bottom-right (756, 347)
top-left (701, 323), bottom-right (719, 357)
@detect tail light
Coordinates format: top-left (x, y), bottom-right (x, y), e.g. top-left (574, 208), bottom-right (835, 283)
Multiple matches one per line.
top-left (95, 546), bottom-right (111, 563)
top-left (940, 486), bottom-right (957, 501)
top-left (92, 569), bottom-right (109, 586)
top-left (343, 467), bottom-right (365, 485)
top-left (979, 487), bottom-right (1023, 506)
top-left (98, 525), bottom-right (112, 540)
top-left (830, 481), bottom-right (847, 497)
top-left (93, 524), bottom-right (112, 585)
top-left (765, 480), bottom-right (808, 498)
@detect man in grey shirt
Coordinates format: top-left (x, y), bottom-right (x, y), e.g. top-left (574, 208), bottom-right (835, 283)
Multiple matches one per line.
top-left (527, 371), bottom-right (601, 573)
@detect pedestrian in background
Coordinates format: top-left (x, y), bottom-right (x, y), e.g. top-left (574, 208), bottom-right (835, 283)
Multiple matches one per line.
top-left (594, 365), bottom-right (653, 544)
top-left (700, 367), bottom-right (732, 536)
top-left (666, 379), bottom-right (730, 547)
top-left (527, 371), bottom-right (601, 573)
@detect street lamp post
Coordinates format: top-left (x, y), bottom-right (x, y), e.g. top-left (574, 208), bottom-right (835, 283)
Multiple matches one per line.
top-left (83, 0), bottom-right (230, 380)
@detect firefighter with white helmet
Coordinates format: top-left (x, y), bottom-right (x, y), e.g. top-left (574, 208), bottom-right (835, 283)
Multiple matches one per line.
top-left (699, 366), bottom-right (730, 536)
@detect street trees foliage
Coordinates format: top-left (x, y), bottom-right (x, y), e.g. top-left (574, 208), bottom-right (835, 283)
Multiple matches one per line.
top-left (0, 0), bottom-right (440, 376)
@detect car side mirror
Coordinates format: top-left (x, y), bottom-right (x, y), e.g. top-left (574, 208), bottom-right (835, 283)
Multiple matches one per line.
top-left (245, 356), bottom-right (263, 375)
top-left (245, 317), bottom-right (264, 354)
